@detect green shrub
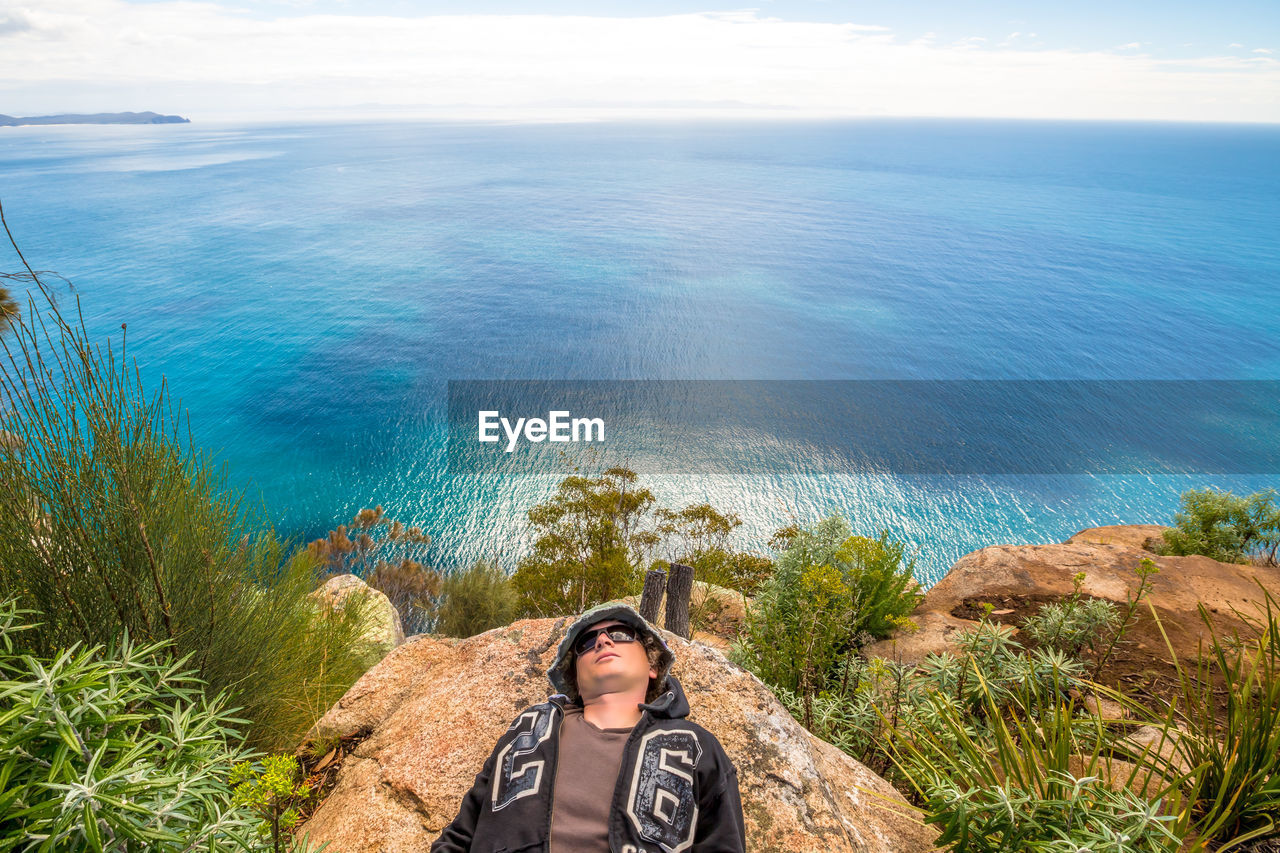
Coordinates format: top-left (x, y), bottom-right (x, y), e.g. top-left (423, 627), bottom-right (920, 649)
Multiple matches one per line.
top-left (0, 282), bottom-right (371, 751)
top-left (1157, 487), bottom-right (1280, 565)
top-left (1021, 574), bottom-right (1119, 656)
top-left (786, 618), bottom-right (1090, 777)
top-left (435, 560), bottom-right (519, 638)
top-left (839, 532), bottom-right (923, 638)
top-left (230, 755), bottom-right (319, 853)
top-left (731, 516), bottom-right (920, 694)
top-left (0, 598), bottom-right (266, 852)
top-left (731, 516), bottom-right (857, 693)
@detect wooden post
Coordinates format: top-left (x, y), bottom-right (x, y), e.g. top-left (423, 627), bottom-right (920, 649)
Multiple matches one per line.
top-left (665, 563), bottom-right (694, 639)
top-left (639, 570), bottom-right (666, 623)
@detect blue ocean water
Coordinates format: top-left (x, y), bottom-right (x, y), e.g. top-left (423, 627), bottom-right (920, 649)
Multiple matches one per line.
top-left (2, 118), bottom-right (1278, 584)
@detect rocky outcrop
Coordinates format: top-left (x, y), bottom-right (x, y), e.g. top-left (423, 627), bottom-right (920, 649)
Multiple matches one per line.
top-left (0, 111), bottom-right (190, 126)
top-left (298, 617), bottom-right (937, 853)
top-left (866, 525), bottom-right (1276, 670)
top-left (309, 573), bottom-right (405, 666)
top-left (1065, 524), bottom-right (1169, 551)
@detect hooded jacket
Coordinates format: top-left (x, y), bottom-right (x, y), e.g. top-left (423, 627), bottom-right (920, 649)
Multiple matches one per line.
top-left (430, 604), bottom-right (746, 853)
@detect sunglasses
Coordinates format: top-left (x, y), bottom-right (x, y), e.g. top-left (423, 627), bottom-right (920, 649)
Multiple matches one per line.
top-left (574, 624), bottom-right (640, 655)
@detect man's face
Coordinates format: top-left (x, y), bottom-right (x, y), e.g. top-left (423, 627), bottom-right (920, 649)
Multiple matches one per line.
top-left (573, 619), bottom-right (657, 702)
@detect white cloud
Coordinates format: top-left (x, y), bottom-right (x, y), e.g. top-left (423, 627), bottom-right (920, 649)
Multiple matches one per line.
top-left (1254, 48), bottom-right (1273, 54)
top-left (0, 7), bottom-right (34, 34)
top-left (1118, 42), bottom-right (1142, 50)
top-left (1229, 42), bottom-right (1245, 48)
top-left (0, 0), bottom-right (1277, 123)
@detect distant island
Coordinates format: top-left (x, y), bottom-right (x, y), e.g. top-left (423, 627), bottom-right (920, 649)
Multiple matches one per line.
top-left (0, 111), bottom-right (190, 127)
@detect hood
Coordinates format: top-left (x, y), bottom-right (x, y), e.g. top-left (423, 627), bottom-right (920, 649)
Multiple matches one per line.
top-left (547, 601), bottom-right (675, 705)
top-left (638, 674), bottom-right (690, 719)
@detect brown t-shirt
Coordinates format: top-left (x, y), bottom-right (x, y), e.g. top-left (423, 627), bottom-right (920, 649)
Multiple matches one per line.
top-left (548, 706), bottom-right (633, 853)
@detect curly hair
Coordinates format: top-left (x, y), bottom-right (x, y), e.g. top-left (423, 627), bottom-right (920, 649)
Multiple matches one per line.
top-left (565, 633), bottom-right (666, 705)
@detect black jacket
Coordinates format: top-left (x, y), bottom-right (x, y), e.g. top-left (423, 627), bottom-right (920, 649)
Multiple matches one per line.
top-left (430, 676), bottom-right (746, 853)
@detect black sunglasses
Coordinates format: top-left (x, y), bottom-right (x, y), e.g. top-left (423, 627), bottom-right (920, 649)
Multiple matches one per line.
top-left (574, 624), bottom-right (640, 655)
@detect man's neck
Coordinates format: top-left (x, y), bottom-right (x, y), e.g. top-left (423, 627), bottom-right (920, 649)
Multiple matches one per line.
top-left (581, 690), bottom-right (645, 730)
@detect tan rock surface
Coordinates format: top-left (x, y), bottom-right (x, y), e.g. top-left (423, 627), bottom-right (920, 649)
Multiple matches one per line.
top-left (309, 573), bottom-right (406, 663)
top-left (1065, 524), bottom-right (1169, 551)
top-left (1118, 724), bottom-right (1194, 776)
top-left (866, 525), bottom-right (1277, 668)
top-left (300, 618), bottom-right (936, 853)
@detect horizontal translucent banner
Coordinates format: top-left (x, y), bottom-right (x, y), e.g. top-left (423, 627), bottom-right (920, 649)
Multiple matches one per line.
top-left (446, 380), bottom-right (1280, 475)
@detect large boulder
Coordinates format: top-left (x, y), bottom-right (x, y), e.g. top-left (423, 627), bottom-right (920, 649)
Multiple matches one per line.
top-left (298, 617), bottom-right (937, 853)
top-left (866, 525), bottom-right (1277, 674)
top-left (309, 573), bottom-right (405, 666)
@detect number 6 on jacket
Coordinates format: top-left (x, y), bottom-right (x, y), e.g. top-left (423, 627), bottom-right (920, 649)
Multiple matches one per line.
top-left (625, 729), bottom-right (703, 853)
top-left (492, 705), bottom-right (557, 811)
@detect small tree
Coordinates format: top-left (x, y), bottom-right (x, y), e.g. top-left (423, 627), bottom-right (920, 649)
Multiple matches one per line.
top-left (512, 467), bottom-right (657, 616)
top-left (1158, 488), bottom-right (1280, 565)
top-left (656, 503), bottom-right (774, 594)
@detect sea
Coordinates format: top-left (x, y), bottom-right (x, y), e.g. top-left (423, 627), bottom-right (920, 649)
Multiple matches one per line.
top-left (2, 117), bottom-right (1278, 586)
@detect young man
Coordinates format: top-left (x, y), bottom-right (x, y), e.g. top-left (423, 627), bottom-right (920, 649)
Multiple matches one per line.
top-left (430, 601), bottom-right (746, 853)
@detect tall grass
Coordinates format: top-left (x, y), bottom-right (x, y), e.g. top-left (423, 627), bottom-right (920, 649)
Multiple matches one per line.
top-left (435, 560), bottom-right (519, 638)
top-left (888, 664), bottom-right (1187, 852)
top-left (1136, 587), bottom-right (1280, 851)
top-left (0, 229), bottom-right (371, 751)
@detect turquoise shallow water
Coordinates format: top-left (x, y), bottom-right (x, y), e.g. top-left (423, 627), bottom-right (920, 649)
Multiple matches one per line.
top-left (2, 118), bottom-right (1278, 584)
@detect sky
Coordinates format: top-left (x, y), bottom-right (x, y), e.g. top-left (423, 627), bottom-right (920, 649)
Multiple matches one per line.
top-left (1, 0), bottom-right (1277, 122)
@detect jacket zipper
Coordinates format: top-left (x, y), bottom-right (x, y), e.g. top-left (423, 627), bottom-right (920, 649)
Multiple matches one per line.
top-left (607, 709), bottom-right (652, 853)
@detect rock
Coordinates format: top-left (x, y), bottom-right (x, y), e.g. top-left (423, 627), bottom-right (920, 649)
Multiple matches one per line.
top-left (1080, 693), bottom-right (1127, 720)
top-left (1067, 755), bottom-right (1168, 799)
top-left (690, 581), bottom-right (749, 637)
top-left (1065, 524), bottom-right (1169, 552)
top-left (309, 574), bottom-right (405, 666)
top-left (1117, 724), bottom-right (1193, 776)
top-left (299, 617), bottom-right (937, 853)
top-left (866, 525), bottom-right (1277, 671)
